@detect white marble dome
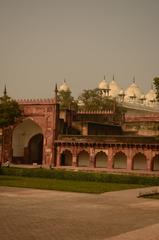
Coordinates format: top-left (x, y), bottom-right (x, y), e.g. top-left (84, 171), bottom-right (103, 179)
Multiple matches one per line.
top-left (109, 79), bottom-right (121, 97)
top-left (119, 89), bottom-right (125, 96)
top-left (59, 80), bottom-right (70, 92)
top-left (140, 94), bottom-right (146, 100)
top-left (98, 77), bottom-right (109, 89)
top-left (145, 88), bottom-right (156, 104)
top-left (125, 81), bottom-right (142, 102)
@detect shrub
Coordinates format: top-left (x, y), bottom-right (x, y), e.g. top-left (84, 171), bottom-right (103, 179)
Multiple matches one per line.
top-left (0, 167), bottom-right (159, 186)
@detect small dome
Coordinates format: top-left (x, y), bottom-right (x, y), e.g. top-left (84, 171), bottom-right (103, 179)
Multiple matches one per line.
top-left (145, 89), bottom-right (156, 102)
top-left (119, 88), bottom-right (125, 96)
top-left (125, 81), bottom-right (142, 101)
top-left (140, 94), bottom-right (146, 100)
top-left (109, 79), bottom-right (121, 97)
top-left (59, 80), bottom-right (70, 92)
top-left (98, 76), bottom-right (109, 89)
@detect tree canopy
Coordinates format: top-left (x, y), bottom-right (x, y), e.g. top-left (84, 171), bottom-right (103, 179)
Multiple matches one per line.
top-left (57, 90), bottom-right (77, 110)
top-left (153, 77), bottom-right (159, 101)
top-left (57, 88), bottom-right (126, 123)
top-left (0, 92), bottom-right (21, 128)
top-left (78, 88), bottom-right (126, 123)
top-left (78, 88), bottom-right (115, 111)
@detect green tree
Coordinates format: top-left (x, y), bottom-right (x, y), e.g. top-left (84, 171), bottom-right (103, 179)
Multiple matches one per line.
top-left (78, 88), bottom-right (126, 123)
top-left (78, 88), bottom-right (114, 111)
top-left (153, 77), bottom-right (159, 101)
top-left (57, 90), bottom-right (77, 110)
top-left (0, 89), bottom-right (21, 128)
top-left (0, 88), bottom-right (22, 165)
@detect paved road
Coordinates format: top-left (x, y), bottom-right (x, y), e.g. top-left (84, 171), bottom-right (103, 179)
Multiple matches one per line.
top-left (0, 186), bottom-right (159, 240)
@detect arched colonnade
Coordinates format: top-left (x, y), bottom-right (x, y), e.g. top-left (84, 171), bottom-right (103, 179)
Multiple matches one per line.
top-left (57, 146), bottom-right (159, 171)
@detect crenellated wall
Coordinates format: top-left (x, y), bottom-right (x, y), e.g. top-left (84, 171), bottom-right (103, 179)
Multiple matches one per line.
top-left (17, 98), bottom-right (55, 105)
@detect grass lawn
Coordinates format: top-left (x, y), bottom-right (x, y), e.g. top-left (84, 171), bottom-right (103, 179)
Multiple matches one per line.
top-left (0, 175), bottom-right (146, 193)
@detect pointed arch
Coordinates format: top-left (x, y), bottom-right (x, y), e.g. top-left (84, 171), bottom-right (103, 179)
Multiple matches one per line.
top-left (113, 151), bottom-right (127, 169)
top-left (77, 150), bottom-right (90, 167)
top-left (28, 133), bottom-right (43, 164)
top-left (152, 154), bottom-right (159, 171)
top-left (133, 152), bottom-right (147, 170)
top-left (95, 151), bottom-right (108, 168)
top-left (60, 149), bottom-right (73, 166)
top-left (12, 119), bottom-right (43, 164)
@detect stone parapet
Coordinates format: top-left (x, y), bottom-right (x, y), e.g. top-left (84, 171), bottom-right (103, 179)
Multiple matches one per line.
top-left (17, 98), bottom-right (55, 105)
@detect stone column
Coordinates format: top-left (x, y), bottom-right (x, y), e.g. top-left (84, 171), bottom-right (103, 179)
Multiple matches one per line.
top-left (146, 150), bottom-right (152, 171)
top-left (72, 146), bottom-right (77, 167)
top-left (147, 159), bottom-right (152, 171)
top-left (127, 148), bottom-right (133, 171)
top-left (107, 147), bottom-right (113, 169)
top-left (89, 147), bottom-right (95, 168)
top-left (56, 146), bottom-right (61, 167)
top-left (43, 135), bottom-right (53, 167)
top-left (90, 154), bottom-right (95, 168)
top-left (72, 155), bottom-right (77, 167)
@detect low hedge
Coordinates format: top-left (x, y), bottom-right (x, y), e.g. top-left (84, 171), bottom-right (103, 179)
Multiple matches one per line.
top-left (0, 167), bottom-right (159, 186)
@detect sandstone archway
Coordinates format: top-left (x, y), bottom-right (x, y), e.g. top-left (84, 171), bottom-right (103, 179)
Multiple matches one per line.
top-left (113, 151), bottom-right (127, 169)
top-left (133, 153), bottom-right (147, 170)
top-left (12, 119), bottom-right (43, 164)
top-left (152, 154), bottom-right (159, 171)
top-left (60, 150), bottom-right (72, 166)
top-left (28, 134), bottom-right (43, 164)
top-left (95, 151), bottom-right (108, 168)
top-left (77, 150), bottom-right (89, 167)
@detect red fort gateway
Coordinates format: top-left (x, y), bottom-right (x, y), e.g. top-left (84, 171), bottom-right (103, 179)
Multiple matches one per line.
top-left (0, 79), bottom-right (159, 173)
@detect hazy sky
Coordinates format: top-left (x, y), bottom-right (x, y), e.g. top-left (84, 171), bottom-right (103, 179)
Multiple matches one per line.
top-left (0, 0), bottom-right (159, 99)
